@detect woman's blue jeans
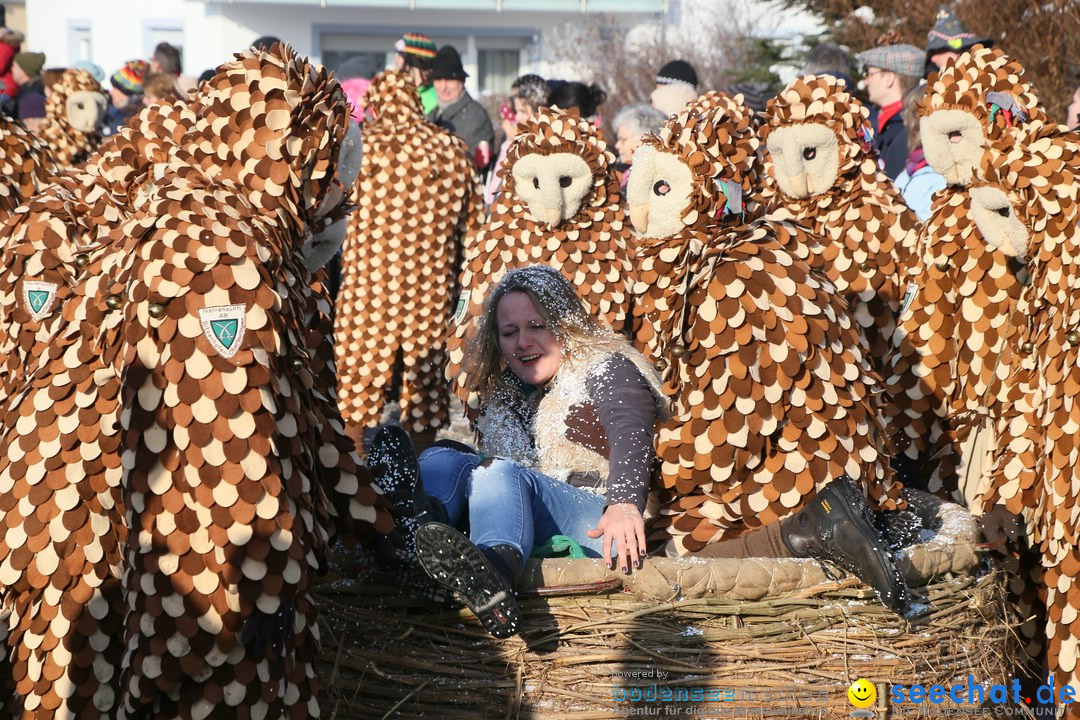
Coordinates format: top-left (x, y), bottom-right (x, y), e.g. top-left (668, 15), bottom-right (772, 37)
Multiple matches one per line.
top-left (418, 446), bottom-right (610, 570)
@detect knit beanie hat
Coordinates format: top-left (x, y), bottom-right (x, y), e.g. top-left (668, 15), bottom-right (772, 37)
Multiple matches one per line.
top-left (73, 59), bottom-right (105, 84)
top-left (926, 4), bottom-right (992, 57)
top-left (112, 60), bottom-right (149, 95)
top-left (14, 51), bottom-right (46, 79)
top-left (656, 60), bottom-right (698, 90)
top-left (396, 33), bottom-right (437, 62)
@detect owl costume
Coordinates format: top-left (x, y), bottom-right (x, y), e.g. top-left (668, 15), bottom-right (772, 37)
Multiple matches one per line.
top-left (0, 46), bottom-right (392, 719)
top-left (36, 68), bottom-right (107, 168)
top-left (972, 119), bottom-right (1080, 711)
top-left (760, 75), bottom-right (920, 373)
top-left (334, 69), bottom-right (482, 440)
top-left (445, 106), bottom-right (632, 404)
top-left (883, 46), bottom-right (1046, 506)
top-left (627, 94), bottom-right (902, 555)
top-left (0, 117), bottom-right (55, 220)
top-left (0, 98), bottom-right (196, 719)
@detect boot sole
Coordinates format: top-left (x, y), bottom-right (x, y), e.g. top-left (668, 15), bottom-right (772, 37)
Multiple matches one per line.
top-left (415, 523), bottom-right (522, 638)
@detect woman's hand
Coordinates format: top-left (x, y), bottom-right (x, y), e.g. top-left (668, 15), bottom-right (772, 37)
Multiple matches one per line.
top-left (586, 503), bottom-right (646, 573)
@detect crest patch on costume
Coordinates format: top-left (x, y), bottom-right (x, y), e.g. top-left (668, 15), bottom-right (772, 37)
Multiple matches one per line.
top-left (452, 291), bottom-right (470, 326)
top-left (23, 280), bottom-right (59, 321)
top-left (198, 304), bottom-right (247, 359)
top-left (899, 281), bottom-right (918, 318)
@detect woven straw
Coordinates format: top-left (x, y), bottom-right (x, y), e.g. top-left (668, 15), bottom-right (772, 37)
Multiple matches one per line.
top-left (315, 498), bottom-right (1013, 719)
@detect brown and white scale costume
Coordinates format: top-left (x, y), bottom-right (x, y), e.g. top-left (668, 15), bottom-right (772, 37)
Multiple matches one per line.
top-left (0, 100), bottom-right (194, 719)
top-left (0, 47), bottom-right (392, 719)
top-left (967, 119), bottom-right (1080, 705)
top-left (882, 47), bottom-right (1047, 506)
top-left (627, 96), bottom-right (902, 555)
top-left (35, 68), bottom-right (107, 168)
top-left (334, 69), bottom-right (482, 437)
top-left (445, 106), bottom-right (633, 404)
top-left (0, 116), bottom-right (55, 220)
top-left (759, 74), bottom-right (920, 373)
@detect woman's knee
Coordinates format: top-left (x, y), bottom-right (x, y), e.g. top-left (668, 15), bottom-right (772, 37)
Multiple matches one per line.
top-left (469, 458), bottom-right (526, 495)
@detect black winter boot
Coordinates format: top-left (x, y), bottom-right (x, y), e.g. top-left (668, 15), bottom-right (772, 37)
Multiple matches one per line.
top-left (781, 476), bottom-right (910, 614)
top-left (415, 523), bottom-right (522, 638)
top-left (369, 426), bottom-right (448, 556)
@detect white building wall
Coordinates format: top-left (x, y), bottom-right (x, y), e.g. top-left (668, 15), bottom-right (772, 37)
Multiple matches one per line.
top-left (23, 0), bottom-right (659, 98)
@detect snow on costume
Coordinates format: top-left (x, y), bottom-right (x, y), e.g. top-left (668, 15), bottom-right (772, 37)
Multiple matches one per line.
top-left (883, 46), bottom-right (1046, 506)
top-left (445, 106), bottom-right (633, 405)
top-left (0, 46), bottom-right (393, 719)
top-left (972, 119), bottom-right (1080, 710)
top-left (627, 93), bottom-right (903, 555)
top-left (36, 68), bottom-right (106, 168)
top-left (334, 69), bottom-right (482, 438)
top-left (0, 116), bottom-right (55, 220)
top-left (759, 74), bottom-right (920, 375)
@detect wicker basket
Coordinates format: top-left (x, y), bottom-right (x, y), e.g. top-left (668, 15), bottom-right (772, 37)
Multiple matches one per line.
top-left (315, 496), bottom-right (1016, 719)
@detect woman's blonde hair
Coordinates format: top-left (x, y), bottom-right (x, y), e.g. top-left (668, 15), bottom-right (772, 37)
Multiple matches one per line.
top-left (465, 265), bottom-right (629, 401)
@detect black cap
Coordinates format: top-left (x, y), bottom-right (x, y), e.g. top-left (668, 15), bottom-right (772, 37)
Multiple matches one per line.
top-left (431, 45), bottom-right (468, 81)
top-left (656, 60), bottom-right (698, 89)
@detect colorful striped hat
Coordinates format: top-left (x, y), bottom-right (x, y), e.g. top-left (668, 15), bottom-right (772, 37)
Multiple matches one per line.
top-left (396, 33), bottom-right (437, 61)
top-left (111, 59), bottom-right (149, 95)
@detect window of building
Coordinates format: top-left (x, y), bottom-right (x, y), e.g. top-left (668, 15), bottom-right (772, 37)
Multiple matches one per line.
top-left (478, 48), bottom-right (520, 97)
top-left (68, 20), bottom-right (91, 63)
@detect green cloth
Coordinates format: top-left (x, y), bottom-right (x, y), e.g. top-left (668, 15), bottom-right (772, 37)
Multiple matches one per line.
top-left (418, 84), bottom-right (437, 115)
top-left (531, 535), bottom-right (587, 559)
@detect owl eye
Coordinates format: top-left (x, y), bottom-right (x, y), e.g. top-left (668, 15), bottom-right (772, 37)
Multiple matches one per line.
top-left (802, 147), bottom-right (817, 160)
top-left (532, 177), bottom-right (540, 190)
top-left (653, 180), bottom-right (670, 196)
top-left (995, 206), bottom-right (1011, 218)
top-left (559, 175), bottom-right (572, 188)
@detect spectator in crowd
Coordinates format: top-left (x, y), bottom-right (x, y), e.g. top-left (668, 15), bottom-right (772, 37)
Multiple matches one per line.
top-left (336, 55), bottom-right (379, 121)
top-left (104, 59), bottom-right (148, 135)
top-left (547, 81), bottom-right (606, 126)
top-left (72, 60), bottom-right (105, 84)
top-left (393, 33), bottom-right (438, 115)
top-left (1067, 85), bottom-right (1080, 130)
top-left (142, 71), bottom-right (178, 107)
top-left (427, 45), bottom-right (494, 173)
top-left (894, 83), bottom-right (946, 221)
top-left (722, 80), bottom-right (773, 115)
top-left (856, 41), bottom-right (924, 180)
top-left (12, 51), bottom-right (45, 122)
top-left (0, 28), bottom-right (23, 116)
top-left (486, 73), bottom-right (549, 205)
top-left (150, 41), bottom-right (198, 94)
top-left (803, 42), bottom-right (854, 87)
top-left (651, 59), bottom-right (698, 116)
top-left (611, 102), bottom-right (666, 191)
top-left (924, 4), bottom-right (992, 77)
top-left (251, 35), bottom-right (281, 51)
top-left (150, 42), bottom-right (181, 76)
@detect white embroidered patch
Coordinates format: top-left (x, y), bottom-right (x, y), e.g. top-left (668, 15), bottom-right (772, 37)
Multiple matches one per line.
top-left (23, 280), bottom-right (59, 322)
top-left (452, 291), bottom-right (470, 326)
top-left (198, 304), bottom-right (247, 359)
top-left (899, 281), bottom-right (919, 319)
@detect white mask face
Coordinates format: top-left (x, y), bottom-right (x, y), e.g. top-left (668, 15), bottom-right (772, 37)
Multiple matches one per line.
top-left (765, 123), bottom-right (841, 200)
top-left (510, 152), bottom-right (593, 228)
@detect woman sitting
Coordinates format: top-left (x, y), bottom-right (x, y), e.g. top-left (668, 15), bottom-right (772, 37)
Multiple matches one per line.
top-left (372, 264), bottom-right (907, 639)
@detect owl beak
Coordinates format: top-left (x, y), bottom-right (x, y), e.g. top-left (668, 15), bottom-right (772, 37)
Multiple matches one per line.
top-left (629, 204), bottom-right (649, 233)
top-left (544, 207), bottom-right (563, 228)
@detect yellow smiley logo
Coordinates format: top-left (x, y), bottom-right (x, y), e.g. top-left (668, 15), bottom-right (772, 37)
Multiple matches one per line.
top-left (848, 678), bottom-right (877, 709)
